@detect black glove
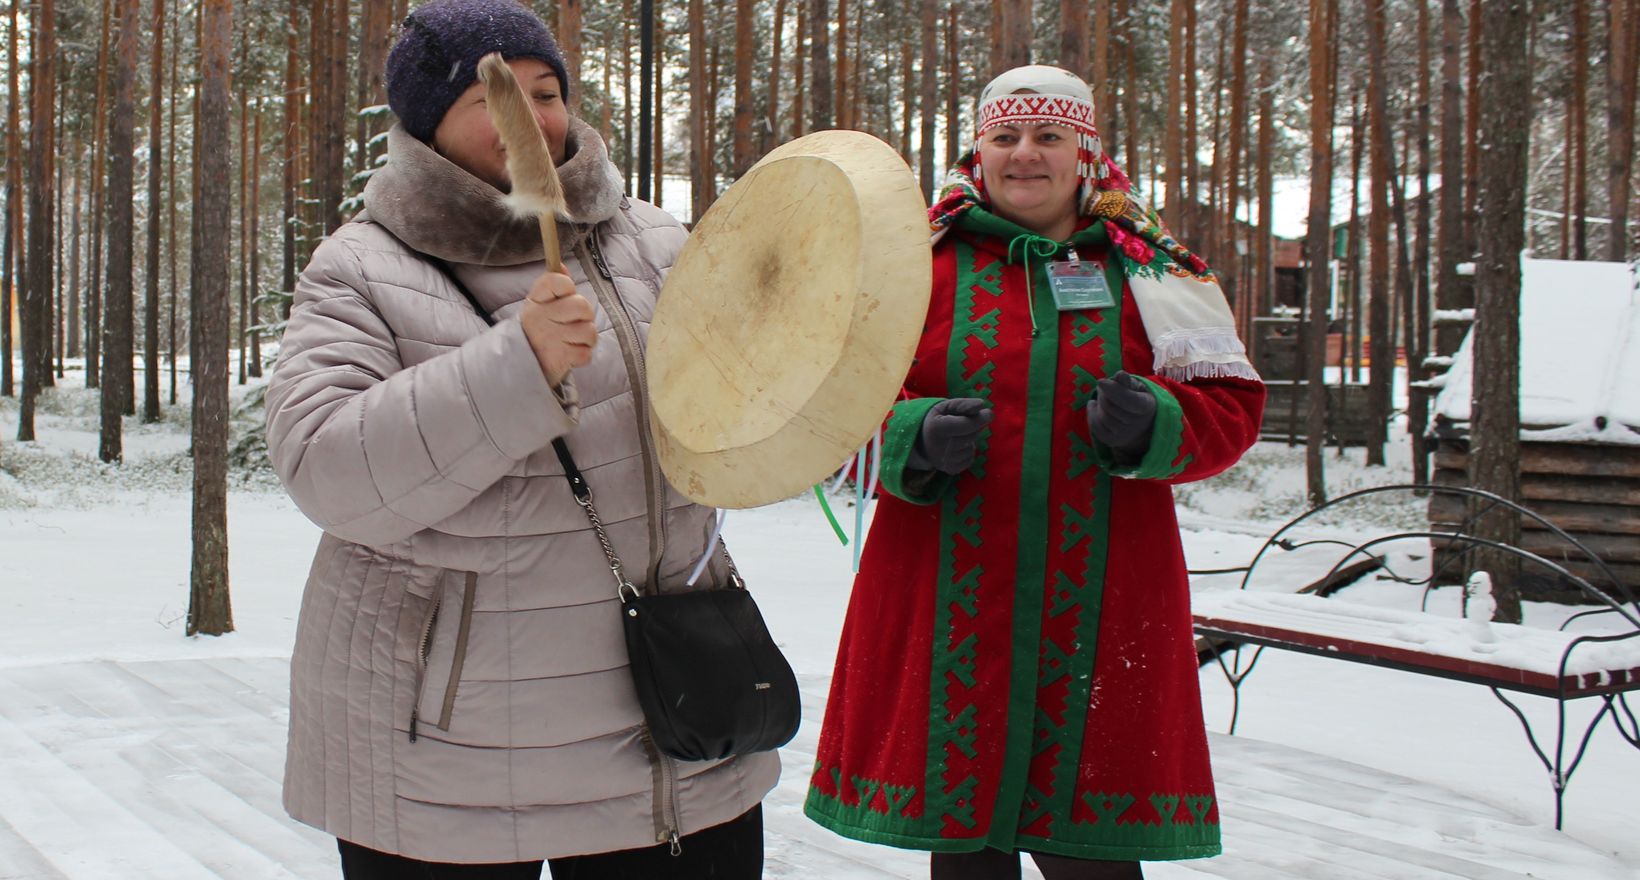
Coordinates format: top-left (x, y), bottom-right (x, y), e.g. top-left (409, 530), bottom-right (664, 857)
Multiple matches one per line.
top-left (1087, 371), bottom-right (1157, 461)
top-left (907, 398), bottom-right (994, 475)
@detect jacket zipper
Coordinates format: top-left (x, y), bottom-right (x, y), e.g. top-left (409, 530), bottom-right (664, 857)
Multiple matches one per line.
top-left (409, 589), bottom-right (444, 743)
top-left (580, 235), bottom-right (669, 587)
top-left (435, 572), bottom-right (479, 731)
top-left (639, 729), bottom-right (683, 855)
top-left (583, 236), bottom-right (680, 853)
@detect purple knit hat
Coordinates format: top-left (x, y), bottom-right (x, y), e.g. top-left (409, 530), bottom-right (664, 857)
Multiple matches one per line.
top-left (386, 0), bottom-right (570, 142)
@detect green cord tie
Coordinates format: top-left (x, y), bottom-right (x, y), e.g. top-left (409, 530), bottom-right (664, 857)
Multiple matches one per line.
top-left (813, 484), bottom-right (848, 545)
top-left (1007, 233), bottom-right (1061, 337)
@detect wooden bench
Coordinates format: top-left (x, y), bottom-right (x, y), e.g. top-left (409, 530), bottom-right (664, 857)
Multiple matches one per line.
top-left (1188, 484), bottom-right (1640, 829)
top-left (1194, 574), bottom-right (1640, 830)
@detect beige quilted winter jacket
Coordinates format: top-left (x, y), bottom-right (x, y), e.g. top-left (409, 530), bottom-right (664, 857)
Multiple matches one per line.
top-left (267, 119), bottom-right (779, 863)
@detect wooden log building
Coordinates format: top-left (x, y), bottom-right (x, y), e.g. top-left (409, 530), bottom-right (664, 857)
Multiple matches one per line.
top-left (1427, 257), bottom-right (1640, 599)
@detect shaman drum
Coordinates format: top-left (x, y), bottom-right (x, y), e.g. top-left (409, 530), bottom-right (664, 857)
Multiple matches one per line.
top-left (647, 130), bottom-right (932, 509)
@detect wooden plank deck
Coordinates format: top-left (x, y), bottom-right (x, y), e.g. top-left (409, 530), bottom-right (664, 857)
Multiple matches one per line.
top-left (0, 659), bottom-right (1631, 880)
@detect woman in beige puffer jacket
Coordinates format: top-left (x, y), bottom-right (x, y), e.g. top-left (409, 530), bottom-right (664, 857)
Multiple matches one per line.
top-left (266, 1), bottom-right (777, 875)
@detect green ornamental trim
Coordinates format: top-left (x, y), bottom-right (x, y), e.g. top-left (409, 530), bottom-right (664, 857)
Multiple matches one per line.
top-left (985, 230), bottom-right (1062, 852)
top-left (920, 235), bottom-right (997, 838)
top-left (1018, 791), bottom-right (1222, 861)
top-left (1087, 376), bottom-right (1190, 480)
top-left (880, 396), bottom-right (954, 505)
top-left (807, 782), bottom-right (1221, 861)
top-left (1034, 266), bottom-right (1122, 838)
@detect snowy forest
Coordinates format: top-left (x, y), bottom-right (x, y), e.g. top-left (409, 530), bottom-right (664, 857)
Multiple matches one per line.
top-left (1, 2), bottom-right (1640, 876)
top-left (0, 0), bottom-right (1637, 626)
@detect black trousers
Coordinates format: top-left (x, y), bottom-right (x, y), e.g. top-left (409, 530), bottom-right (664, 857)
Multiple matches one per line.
top-left (337, 804), bottom-right (763, 880)
top-left (930, 848), bottom-right (1143, 880)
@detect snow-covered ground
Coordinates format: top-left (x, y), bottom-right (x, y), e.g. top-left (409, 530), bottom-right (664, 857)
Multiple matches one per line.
top-left (1, 368), bottom-right (1636, 879)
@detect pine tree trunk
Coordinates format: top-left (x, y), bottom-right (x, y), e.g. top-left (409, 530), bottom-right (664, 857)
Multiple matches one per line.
top-left (944, 3), bottom-right (958, 169)
top-left (167, 0), bottom-right (179, 404)
top-left (100, 0), bottom-right (138, 461)
top-left (899, 38), bottom-right (914, 161)
top-left (707, 0), bottom-right (722, 204)
top-left (68, 141), bottom-right (81, 364)
top-left (1463, 0), bottom-right (1480, 255)
top-left (1436, 0), bottom-right (1468, 357)
top-left (329, 0), bottom-right (349, 227)
top-left (638, 0), bottom-right (652, 199)
top-left (1164, 0), bottom-right (1184, 225)
top-left (1120, 0), bottom-right (1138, 185)
top-left (53, 85), bottom-right (63, 383)
top-left (732, 0), bottom-right (755, 177)
top-left (307, 0), bottom-right (324, 242)
top-left (599, 28), bottom-right (613, 145)
top-left (89, 0), bottom-right (112, 390)
top-left (558, 0), bottom-right (582, 113)
top-left (18, 0), bottom-right (56, 442)
top-left (249, 104), bottom-right (263, 379)
top-left (998, 0), bottom-right (1029, 73)
top-left (1059, 0), bottom-right (1087, 83)
top-left (689, 0), bottom-right (707, 221)
top-left (1092, 1), bottom-right (1109, 137)
top-left (1182, 0), bottom-right (1199, 242)
top-left (190, 8), bottom-right (200, 375)
top-left (309, 0), bottom-right (348, 235)
top-left (1470, 0), bottom-right (1530, 624)
top-left (191, 0), bottom-right (234, 637)
top-left (237, 90), bottom-right (249, 386)
top-left (834, 0), bottom-right (848, 129)
top-left (356, 0), bottom-right (391, 175)
top-left (989, 0), bottom-right (1002, 75)
top-left (1255, 56), bottom-right (1274, 323)
top-left (809, 0), bottom-right (831, 129)
top-left (282, 0), bottom-right (300, 314)
top-left (1304, 0), bottom-right (1334, 505)
top-left (1225, 0), bottom-right (1248, 337)
top-left (768, 0), bottom-right (785, 153)
top-left (1347, 87), bottom-right (1363, 387)
top-left (1204, 25), bottom-right (1225, 266)
top-left (1411, 0), bottom-right (1433, 483)
top-left (653, 11), bottom-right (664, 207)
top-left (622, 3), bottom-right (634, 185)
top-left (918, 0), bottom-right (936, 200)
top-left (1, 0), bottom-right (18, 400)
top-left (1571, 0), bottom-right (1588, 259)
top-left (1606, 0), bottom-right (1639, 260)
top-left (141, 0), bottom-right (163, 422)
top-left (792, 0), bottom-right (805, 139)
top-left (1365, 0), bottom-right (1393, 467)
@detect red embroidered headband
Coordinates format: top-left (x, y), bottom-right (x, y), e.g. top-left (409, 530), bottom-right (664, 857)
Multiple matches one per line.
top-left (977, 93), bottom-right (1098, 134)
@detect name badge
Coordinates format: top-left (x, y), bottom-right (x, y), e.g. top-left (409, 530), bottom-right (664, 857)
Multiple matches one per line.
top-left (1046, 260), bottom-right (1116, 311)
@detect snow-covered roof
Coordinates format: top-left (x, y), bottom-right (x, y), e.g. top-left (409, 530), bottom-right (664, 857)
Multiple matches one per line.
top-left (1432, 257), bottom-right (1640, 445)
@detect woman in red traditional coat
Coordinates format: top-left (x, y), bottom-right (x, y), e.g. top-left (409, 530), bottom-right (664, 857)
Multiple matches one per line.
top-left (804, 66), bottom-right (1266, 879)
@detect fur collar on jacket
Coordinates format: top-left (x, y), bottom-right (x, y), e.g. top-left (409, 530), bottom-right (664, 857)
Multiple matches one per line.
top-left (363, 116), bottom-right (625, 266)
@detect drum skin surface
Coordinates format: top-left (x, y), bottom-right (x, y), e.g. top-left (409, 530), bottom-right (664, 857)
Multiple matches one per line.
top-left (649, 130), bottom-right (932, 508)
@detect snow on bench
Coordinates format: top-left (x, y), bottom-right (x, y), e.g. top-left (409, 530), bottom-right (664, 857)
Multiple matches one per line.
top-left (1193, 588), bottom-right (1640, 829)
top-left (1192, 590), bottom-right (1640, 699)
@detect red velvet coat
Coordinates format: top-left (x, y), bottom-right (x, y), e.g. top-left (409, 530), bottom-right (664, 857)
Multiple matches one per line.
top-left (804, 208), bottom-right (1265, 861)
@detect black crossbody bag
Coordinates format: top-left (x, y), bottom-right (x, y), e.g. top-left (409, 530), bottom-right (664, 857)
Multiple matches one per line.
top-left (424, 242), bottom-right (799, 762)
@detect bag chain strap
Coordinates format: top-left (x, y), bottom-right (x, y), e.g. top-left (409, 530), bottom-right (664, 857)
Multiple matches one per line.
top-left (549, 438), bottom-right (640, 601)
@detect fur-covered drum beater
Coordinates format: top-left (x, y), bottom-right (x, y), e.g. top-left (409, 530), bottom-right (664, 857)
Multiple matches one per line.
top-left (477, 52), bottom-right (566, 270)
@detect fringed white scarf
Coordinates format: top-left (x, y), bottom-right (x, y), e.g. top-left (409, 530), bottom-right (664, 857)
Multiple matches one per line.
top-left (1125, 269), bottom-right (1261, 383)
